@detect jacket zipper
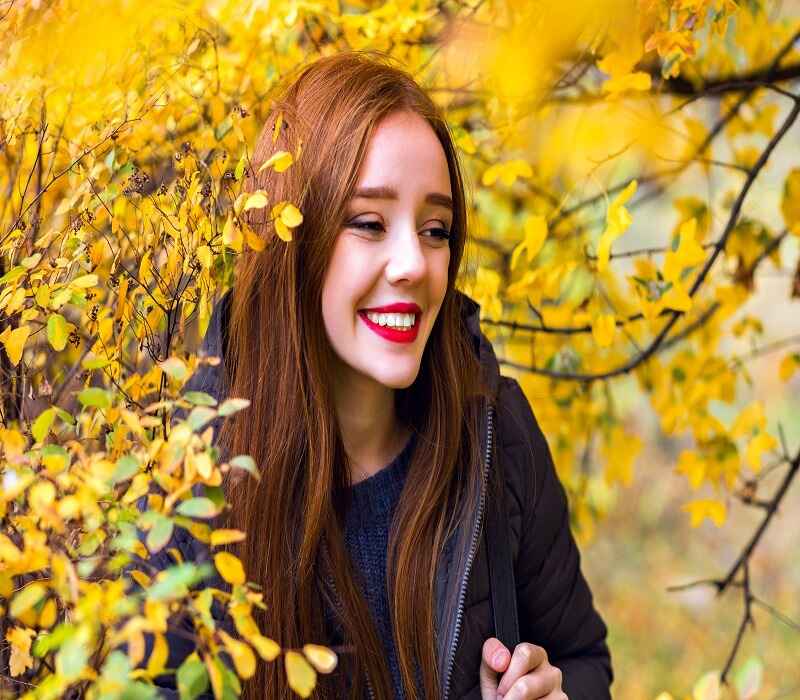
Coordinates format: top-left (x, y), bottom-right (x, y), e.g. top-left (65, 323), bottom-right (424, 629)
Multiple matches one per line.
top-left (442, 402), bottom-right (494, 700)
top-left (322, 545), bottom-right (377, 700)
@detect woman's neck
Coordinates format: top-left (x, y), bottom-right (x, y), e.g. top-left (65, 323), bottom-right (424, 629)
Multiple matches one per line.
top-left (333, 374), bottom-right (412, 484)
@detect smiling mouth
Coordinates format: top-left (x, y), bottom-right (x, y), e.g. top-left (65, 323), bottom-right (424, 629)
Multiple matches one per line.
top-left (357, 310), bottom-right (421, 343)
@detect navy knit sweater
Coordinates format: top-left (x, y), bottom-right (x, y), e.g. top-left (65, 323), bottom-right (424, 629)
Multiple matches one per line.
top-left (343, 429), bottom-right (419, 698)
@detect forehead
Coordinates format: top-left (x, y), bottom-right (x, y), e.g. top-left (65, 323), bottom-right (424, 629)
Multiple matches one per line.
top-left (355, 110), bottom-right (451, 196)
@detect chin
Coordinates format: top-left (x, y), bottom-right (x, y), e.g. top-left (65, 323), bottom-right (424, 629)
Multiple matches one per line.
top-left (372, 366), bottom-right (420, 390)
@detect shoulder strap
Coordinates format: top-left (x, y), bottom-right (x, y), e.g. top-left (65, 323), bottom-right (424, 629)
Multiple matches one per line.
top-left (484, 403), bottom-right (520, 650)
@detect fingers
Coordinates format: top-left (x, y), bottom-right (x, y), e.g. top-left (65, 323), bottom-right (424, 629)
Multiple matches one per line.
top-left (479, 637), bottom-right (511, 700)
top-left (496, 643), bottom-right (548, 697)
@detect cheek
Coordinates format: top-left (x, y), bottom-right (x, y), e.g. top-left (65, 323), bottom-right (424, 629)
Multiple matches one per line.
top-left (321, 238), bottom-right (365, 327)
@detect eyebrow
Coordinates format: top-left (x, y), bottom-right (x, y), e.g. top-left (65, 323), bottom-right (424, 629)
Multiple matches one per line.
top-left (352, 186), bottom-right (453, 211)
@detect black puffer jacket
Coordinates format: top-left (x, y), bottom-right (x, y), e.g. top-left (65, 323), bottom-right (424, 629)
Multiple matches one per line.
top-left (129, 289), bottom-right (613, 700)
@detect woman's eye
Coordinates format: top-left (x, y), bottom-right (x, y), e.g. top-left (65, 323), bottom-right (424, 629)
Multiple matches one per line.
top-left (348, 221), bottom-right (384, 233)
top-left (423, 227), bottom-right (451, 242)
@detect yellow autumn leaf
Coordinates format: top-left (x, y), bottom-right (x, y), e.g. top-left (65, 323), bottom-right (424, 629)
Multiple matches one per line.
top-left (302, 644), bottom-right (338, 674)
top-left (780, 167), bottom-right (800, 236)
top-left (272, 113), bottom-right (283, 143)
top-left (591, 313), bottom-right (616, 348)
top-left (196, 245), bottom-right (213, 269)
top-left (596, 180), bottom-right (637, 273)
top-left (47, 313), bottom-right (71, 351)
top-left (660, 279), bottom-right (692, 312)
top-left (139, 251), bottom-right (152, 282)
top-left (223, 214), bottom-right (243, 252)
top-left (682, 499), bottom-right (727, 528)
top-left (3, 325), bottom-right (31, 366)
top-left (778, 353), bottom-right (800, 382)
top-left (277, 202), bottom-right (303, 227)
top-left (243, 191), bottom-right (269, 211)
top-left (745, 432), bottom-right (777, 473)
top-left (220, 630), bottom-right (257, 679)
top-left (6, 626), bottom-right (35, 677)
top-left (510, 215), bottom-right (548, 271)
top-left (730, 401), bottom-right (766, 437)
top-left (146, 632), bottom-right (169, 676)
top-left (244, 225), bottom-right (266, 252)
top-left (481, 159), bottom-right (533, 188)
top-left (250, 634), bottom-right (281, 661)
top-left (72, 273), bottom-right (98, 288)
top-left (285, 650), bottom-right (317, 698)
top-left (675, 451), bottom-right (706, 490)
top-left (214, 551), bottom-right (246, 585)
top-left (663, 218), bottom-right (706, 283)
top-left (38, 597), bottom-right (57, 628)
top-left (258, 150), bottom-right (293, 173)
top-left (210, 529), bottom-right (247, 546)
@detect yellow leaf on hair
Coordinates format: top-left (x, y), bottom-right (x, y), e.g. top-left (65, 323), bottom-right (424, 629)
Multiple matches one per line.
top-left (210, 529), bottom-right (247, 546)
top-left (277, 202), bottom-right (303, 228)
top-left (214, 551), bottom-right (245, 585)
top-left (258, 150), bottom-right (293, 173)
top-left (272, 113), bottom-right (283, 144)
top-left (274, 217), bottom-right (292, 242)
top-left (251, 634), bottom-right (281, 661)
top-left (243, 191), bottom-right (269, 211)
top-left (303, 644), bottom-right (338, 674)
top-left (285, 650), bottom-right (317, 698)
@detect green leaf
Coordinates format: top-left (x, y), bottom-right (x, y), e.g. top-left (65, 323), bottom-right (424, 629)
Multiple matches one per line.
top-left (111, 455), bottom-right (140, 484)
top-left (33, 622), bottom-right (73, 657)
top-left (734, 657), bottom-right (763, 700)
top-left (0, 265), bottom-right (25, 284)
top-left (32, 407), bottom-right (56, 443)
top-left (177, 654), bottom-right (210, 700)
top-left (160, 357), bottom-right (188, 381)
top-left (47, 313), bottom-right (70, 351)
top-left (234, 153), bottom-right (246, 181)
top-left (176, 497), bottom-right (218, 519)
top-left (147, 514), bottom-right (175, 554)
top-left (187, 406), bottom-right (217, 431)
top-left (78, 387), bottom-right (112, 409)
top-left (57, 629), bottom-right (90, 682)
top-left (147, 562), bottom-right (213, 602)
top-left (218, 398), bottom-right (250, 416)
top-left (215, 118), bottom-right (233, 141)
top-left (230, 455), bottom-right (259, 480)
top-left (184, 391), bottom-right (218, 406)
top-left (10, 581), bottom-right (47, 618)
top-left (83, 356), bottom-right (113, 370)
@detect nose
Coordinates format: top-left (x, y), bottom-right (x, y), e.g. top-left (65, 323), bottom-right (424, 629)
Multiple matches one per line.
top-left (385, 227), bottom-right (427, 285)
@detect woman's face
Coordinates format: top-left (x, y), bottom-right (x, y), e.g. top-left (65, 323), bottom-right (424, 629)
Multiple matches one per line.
top-left (321, 109), bottom-right (453, 391)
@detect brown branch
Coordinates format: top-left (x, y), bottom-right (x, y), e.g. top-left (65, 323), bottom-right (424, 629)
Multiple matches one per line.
top-left (495, 92), bottom-right (800, 381)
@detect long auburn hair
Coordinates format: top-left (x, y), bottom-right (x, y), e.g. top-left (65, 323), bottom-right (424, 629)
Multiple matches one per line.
top-left (216, 51), bottom-right (491, 699)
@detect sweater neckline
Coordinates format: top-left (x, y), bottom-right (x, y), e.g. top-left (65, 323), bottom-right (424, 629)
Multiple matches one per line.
top-left (346, 430), bottom-right (417, 520)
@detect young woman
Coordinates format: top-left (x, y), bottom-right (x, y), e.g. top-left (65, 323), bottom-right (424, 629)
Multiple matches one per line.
top-left (134, 52), bottom-right (612, 700)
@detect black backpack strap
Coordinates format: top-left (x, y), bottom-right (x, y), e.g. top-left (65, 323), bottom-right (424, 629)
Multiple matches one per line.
top-left (484, 402), bottom-right (520, 650)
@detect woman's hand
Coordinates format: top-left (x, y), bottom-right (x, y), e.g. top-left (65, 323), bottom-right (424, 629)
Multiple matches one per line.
top-left (479, 638), bottom-right (568, 700)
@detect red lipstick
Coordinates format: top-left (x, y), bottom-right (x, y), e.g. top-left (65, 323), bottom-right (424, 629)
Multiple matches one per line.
top-left (358, 303), bottom-right (422, 344)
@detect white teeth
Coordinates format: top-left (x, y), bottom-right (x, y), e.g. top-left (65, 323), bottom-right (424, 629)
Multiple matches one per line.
top-left (365, 311), bottom-right (416, 329)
